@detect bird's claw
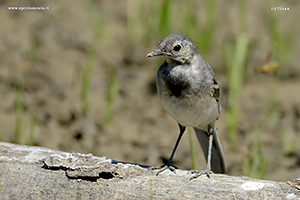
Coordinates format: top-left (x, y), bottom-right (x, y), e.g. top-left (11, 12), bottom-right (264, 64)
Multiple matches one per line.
top-left (149, 164), bottom-right (178, 176)
top-left (188, 167), bottom-right (212, 180)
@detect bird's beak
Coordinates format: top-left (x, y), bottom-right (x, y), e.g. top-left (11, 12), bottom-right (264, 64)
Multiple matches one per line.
top-left (147, 49), bottom-right (171, 57)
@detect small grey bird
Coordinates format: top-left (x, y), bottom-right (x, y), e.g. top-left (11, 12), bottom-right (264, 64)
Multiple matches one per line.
top-left (147, 33), bottom-right (226, 179)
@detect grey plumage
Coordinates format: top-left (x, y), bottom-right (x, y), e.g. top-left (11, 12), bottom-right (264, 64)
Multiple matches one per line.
top-left (194, 128), bottom-right (225, 173)
top-left (147, 33), bottom-right (226, 178)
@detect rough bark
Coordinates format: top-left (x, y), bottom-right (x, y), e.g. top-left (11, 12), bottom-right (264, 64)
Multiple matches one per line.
top-left (0, 142), bottom-right (299, 199)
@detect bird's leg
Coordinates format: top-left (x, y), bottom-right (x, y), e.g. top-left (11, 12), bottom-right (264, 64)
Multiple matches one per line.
top-left (150, 124), bottom-right (186, 176)
top-left (189, 125), bottom-right (214, 180)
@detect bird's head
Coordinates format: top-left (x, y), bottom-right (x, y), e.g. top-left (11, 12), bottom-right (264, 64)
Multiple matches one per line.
top-left (147, 33), bottom-right (201, 64)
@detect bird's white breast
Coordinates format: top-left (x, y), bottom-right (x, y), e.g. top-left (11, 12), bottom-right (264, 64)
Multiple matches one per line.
top-left (158, 85), bottom-right (219, 131)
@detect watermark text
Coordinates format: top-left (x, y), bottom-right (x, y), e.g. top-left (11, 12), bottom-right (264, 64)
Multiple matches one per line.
top-left (7, 6), bottom-right (50, 11)
top-left (270, 7), bottom-right (290, 11)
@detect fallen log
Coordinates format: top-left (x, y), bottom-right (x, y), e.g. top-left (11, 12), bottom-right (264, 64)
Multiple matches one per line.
top-left (0, 142), bottom-right (299, 199)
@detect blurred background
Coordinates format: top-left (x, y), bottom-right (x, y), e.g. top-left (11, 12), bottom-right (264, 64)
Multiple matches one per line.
top-left (0, 0), bottom-right (299, 181)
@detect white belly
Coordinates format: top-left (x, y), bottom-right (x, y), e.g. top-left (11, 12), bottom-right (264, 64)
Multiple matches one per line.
top-left (159, 90), bottom-right (219, 131)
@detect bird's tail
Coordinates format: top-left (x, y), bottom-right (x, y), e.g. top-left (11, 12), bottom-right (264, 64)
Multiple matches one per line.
top-left (193, 128), bottom-right (226, 173)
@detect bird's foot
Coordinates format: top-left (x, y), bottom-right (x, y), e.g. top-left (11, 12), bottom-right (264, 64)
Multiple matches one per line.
top-left (149, 162), bottom-right (178, 176)
top-left (188, 167), bottom-right (212, 180)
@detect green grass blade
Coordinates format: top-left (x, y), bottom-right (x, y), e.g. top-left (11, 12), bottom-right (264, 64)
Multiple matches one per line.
top-left (101, 68), bottom-right (119, 127)
top-left (14, 82), bottom-right (23, 144)
top-left (80, 31), bottom-right (100, 115)
top-left (27, 110), bottom-right (37, 146)
top-left (226, 33), bottom-right (249, 147)
top-left (159, 0), bottom-right (171, 37)
top-left (148, 179), bottom-right (153, 200)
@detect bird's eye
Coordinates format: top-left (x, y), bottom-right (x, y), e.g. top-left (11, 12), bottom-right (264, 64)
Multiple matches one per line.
top-left (173, 44), bottom-right (181, 52)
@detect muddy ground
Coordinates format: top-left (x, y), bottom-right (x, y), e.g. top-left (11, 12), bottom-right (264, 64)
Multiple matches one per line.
top-left (0, 0), bottom-right (299, 181)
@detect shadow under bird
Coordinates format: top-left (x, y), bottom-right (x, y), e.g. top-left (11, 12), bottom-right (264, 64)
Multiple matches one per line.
top-left (147, 33), bottom-right (226, 179)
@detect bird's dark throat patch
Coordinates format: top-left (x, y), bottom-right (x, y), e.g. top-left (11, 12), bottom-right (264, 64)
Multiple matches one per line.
top-left (165, 73), bottom-right (190, 97)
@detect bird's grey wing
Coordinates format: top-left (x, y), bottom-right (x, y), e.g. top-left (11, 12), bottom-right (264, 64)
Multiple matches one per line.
top-left (193, 61), bottom-right (225, 172)
top-left (194, 127), bottom-right (226, 173)
top-left (198, 61), bottom-right (220, 105)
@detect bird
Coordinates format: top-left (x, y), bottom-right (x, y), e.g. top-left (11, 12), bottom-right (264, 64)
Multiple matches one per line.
top-left (147, 33), bottom-right (226, 179)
